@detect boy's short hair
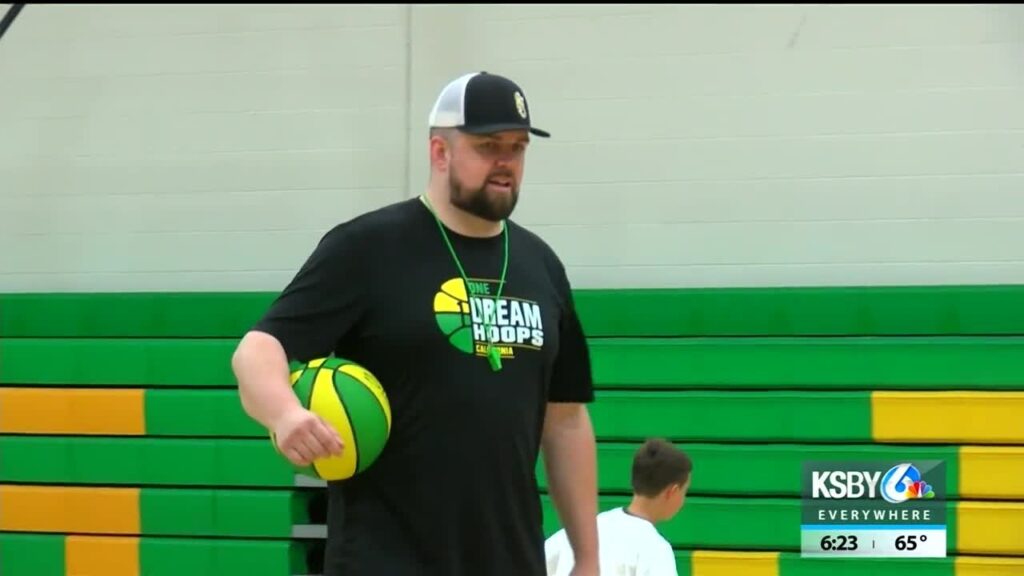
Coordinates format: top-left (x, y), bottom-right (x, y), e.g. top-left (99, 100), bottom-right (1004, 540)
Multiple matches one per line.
top-left (631, 438), bottom-right (693, 497)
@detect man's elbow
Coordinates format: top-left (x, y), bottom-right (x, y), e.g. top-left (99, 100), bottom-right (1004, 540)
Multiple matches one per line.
top-left (231, 330), bottom-right (286, 392)
top-left (543, 402), bottom-right (593, 439)
top-left (233, 330), bottom-right (277, 364)
top-left (546, 402), bottom-right (589, 423)
top-left (231, 332), bottom-right (256, 380)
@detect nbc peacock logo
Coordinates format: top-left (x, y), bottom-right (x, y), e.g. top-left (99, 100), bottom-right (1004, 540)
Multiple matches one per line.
top-left (432, 277), bottom-right (545, 359)
top-left (880, 463), bottom-right (935, 504)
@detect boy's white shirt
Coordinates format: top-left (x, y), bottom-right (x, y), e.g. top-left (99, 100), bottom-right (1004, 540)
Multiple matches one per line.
top-left (544, 507), bottom-right (678, 576)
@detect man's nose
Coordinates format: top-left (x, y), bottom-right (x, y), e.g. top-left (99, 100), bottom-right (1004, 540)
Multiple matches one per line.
top-left (494, 151), bottom-right (518, 166)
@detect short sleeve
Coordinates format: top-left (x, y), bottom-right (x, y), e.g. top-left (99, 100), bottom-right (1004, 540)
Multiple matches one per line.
top-left (640, 539), bottom-right (679, 576)
top-left (252, 223), bottom-right (366, 363)
top-left (547, 263), bottom-right (595, 403)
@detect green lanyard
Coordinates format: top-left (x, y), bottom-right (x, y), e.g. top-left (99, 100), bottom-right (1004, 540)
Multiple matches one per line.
top-left (420, 195), bottom-right (509, 372)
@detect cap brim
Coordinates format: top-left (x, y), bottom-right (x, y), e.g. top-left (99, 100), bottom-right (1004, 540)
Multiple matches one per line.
top-left (458, 123), bottom-right (551, 138)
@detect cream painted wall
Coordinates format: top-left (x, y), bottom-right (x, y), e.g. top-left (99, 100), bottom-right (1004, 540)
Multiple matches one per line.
top-left (3, 4), bottom-right (1023, 291)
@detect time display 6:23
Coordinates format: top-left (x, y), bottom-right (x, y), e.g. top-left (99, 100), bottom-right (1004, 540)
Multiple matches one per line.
top-left (819, 535), bottom-right (858, 551)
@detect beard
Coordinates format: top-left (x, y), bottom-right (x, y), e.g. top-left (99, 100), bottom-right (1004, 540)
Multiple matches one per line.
top-left (448, 166), bottom-right (519, 222)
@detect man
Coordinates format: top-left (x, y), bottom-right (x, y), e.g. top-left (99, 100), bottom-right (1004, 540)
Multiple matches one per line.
top-left (545, 438), bottom-right (692, 576)
top-left (231, 71), bottom-right (599, 576)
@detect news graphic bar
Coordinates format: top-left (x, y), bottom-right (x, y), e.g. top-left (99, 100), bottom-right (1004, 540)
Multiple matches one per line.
top-left (800, 460), bottom-right (948, 558)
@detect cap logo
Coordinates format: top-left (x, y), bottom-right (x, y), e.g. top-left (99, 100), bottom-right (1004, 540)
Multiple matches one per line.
top-left (514, 91), bottom-right (528, 119)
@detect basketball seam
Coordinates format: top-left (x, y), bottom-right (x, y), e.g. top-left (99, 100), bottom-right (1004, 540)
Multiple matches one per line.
top-left (357, 375), bottom-right (391, 432)
top-left (337, 366), bottom-right (361, 474)
top-left (305, 370), bottom-right (317, 412)
top-left (308, 368), bottom-right (324, 479)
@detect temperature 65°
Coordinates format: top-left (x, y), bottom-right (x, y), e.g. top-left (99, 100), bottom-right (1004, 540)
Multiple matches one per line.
top-left (895, 535), bottom-right (927, 551)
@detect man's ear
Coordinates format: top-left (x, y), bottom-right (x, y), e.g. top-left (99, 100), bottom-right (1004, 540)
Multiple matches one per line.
top-left (429, 134), bottom-right (451, 172)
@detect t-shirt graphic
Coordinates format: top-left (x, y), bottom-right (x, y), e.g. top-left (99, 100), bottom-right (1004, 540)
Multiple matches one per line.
top-left (433, 277), bottom-right (545, 361)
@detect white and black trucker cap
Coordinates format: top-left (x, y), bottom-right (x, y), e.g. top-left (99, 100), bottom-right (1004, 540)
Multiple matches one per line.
top-left (428, 71), bottom-right (551, 138)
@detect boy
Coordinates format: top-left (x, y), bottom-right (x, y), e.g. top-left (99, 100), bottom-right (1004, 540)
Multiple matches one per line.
top-left (544, 438), bottom-right (692, 576)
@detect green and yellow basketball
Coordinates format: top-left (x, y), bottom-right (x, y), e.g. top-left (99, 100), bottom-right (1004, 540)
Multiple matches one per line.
top-left (280, 356), bottom-right (392, 481)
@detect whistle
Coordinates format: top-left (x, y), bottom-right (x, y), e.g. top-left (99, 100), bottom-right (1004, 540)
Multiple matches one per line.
top-left (487, 345), bottom-right (502, 372)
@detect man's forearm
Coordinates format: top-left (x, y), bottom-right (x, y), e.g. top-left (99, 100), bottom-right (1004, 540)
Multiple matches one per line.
top-left (232, 330), bottom-right (301, 430)
top-left (542, 403), bottom-right (599, 569)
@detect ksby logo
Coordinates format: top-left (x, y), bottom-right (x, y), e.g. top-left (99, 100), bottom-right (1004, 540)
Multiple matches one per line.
top-left (432, 277), bottom-right (545, 359)
top-left (812, 463), bottom-right (935, 503)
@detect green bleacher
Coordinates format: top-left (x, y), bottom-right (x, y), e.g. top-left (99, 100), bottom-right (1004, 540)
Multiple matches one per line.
top-left (2, 286), bottom-right (1023, 576)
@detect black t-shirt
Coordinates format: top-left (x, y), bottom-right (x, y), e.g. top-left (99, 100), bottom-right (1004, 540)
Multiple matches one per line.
top-left (252, 197), bottom-right (595, 576)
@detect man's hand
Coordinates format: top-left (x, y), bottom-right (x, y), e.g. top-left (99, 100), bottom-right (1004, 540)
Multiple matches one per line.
top-left (232, 330), bottom-right (344, 466)
top-left (271, 406), bottom-right (344, 466)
